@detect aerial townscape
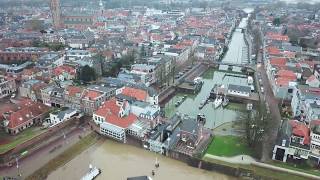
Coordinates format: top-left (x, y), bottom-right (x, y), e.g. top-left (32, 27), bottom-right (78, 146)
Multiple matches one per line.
top-left (0, 0), bottom-right (320, 179)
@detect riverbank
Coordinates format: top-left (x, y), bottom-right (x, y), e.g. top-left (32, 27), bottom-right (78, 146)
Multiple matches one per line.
top-left (47, 138), bottom-right (234, 180)
top-left (26, 132), bottom-right (99, 180)
top-left (202, 154), bottom-right (320, 180)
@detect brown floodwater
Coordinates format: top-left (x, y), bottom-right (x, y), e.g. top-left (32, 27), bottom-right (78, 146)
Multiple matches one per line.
top-left (47, 139), bottom-right (234, 180)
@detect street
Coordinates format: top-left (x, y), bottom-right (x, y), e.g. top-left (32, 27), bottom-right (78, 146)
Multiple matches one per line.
top-left (0, 123), bottom-right (92, 179)
top-left (255, 51), bottom-right (282, 162)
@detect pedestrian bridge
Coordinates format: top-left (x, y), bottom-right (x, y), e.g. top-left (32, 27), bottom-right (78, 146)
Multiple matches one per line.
top-left (201, 60), bottom-right (256, 72)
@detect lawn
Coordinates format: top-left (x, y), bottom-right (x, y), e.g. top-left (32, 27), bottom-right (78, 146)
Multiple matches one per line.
top-left (206, 135), bottom-right (253, 157)
top-left (269, 161), bottom-right (320, 177)
top-left (0, 127), bottom-right (45, 154)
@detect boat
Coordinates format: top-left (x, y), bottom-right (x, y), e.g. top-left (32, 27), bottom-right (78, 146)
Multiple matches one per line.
top-left (214, 96), bottom-right (223, 109)
top-left (81, 164), bottom-right (101, 180)
top-left (199, 100), bottom-right (206, 109)
top-left (222, 96), bottom-right (229, 108)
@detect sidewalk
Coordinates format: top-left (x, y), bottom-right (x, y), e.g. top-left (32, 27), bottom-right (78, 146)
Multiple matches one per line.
top-left (203, 154), bottom-right (320, 179)
top-left (204, 154), bottom-right (256, 165)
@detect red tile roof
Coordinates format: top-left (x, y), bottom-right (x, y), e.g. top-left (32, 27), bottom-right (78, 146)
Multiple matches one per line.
top-left (83, 90), bottom-right (103, 100)
top-left (95, 98), bottom-right (137, 128)
top-left (6, 102), bottom-right (50, 129)
top-left (66, 86), bottom-right (83, 97)
top-left (53, 65), bottom-right (76, 76)
top-left (270, 57), bottom-right (287, 67)
top-left (266, 33), bottom-right (289, 41)
top-left (307, 75), bottom-right (317, 83)
top-left (289, 120), bottom-right (310, 145)
top-left (276, 69), bottom-right (297, 81)
top-left (267, 46), bottom-right (281, 55)
top-left (121, 87), bottom-right (147, 101)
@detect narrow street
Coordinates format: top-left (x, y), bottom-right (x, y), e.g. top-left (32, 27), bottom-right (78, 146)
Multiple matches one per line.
top-left (256, 51), bottom-right (282, 162)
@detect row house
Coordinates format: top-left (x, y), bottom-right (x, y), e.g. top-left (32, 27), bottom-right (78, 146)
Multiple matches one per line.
top-left (52, 65), bottom-right (77, 81)
top-left (36, 53), bottom-right (64, 72)
top-left (273, 119), bottom-right (320, 164)
top-left (48, 108), bottom-right (78, 127)
top-left (273, 120), bottom-right (310, 162)
top-left (20, 68), bottom-right (41, 81)
top-left (163, 47), bottom-right (190, 66)
top-left (130, 64), bottom-right (156, 86)
top-left (147, 55), bottom-right (175, 87)
top-left (64, 86), bottom-right (84, 110)
top-left (0, 75), bottom-right (16, 99)
top-left (291, 86), bottom-right (320, 123)
top-left (116, 86), bottom-right (158, 105)
top-left (65, 49), bottom-right (92, 61)
top-left (81, 88), bottom-right (106, 115)
top-left (20, 79), bottom-right (47, 101)
top-left (2, 102), bottom-right (50, 135)
top-left (310, 120), bottom-right (320, 162)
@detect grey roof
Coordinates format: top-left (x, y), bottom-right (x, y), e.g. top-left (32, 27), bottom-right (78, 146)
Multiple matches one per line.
top-left (56, 109), bottom-right (76, 120)
top-left (87, 84), bottom-right (115, 93)
top-left (275, 120), bottom-right (292, 147)
top-left (149, 123), bottom-right (170, 141)
top-left (282, 44), bottom-right (302, 52)
top-left (127, 176), bottom-right (149, 180)
top-left (131, 101), bottom-right (149, 108)
top-left (116, 94), bottom-right (137, 103)
top-left (228, 84), bottom-right (251, 93)
top-left (50, 87), bottom-right (65, 97)
top-left (313, 125), bottom-right (320, 134)
top-left (101, 77), bottom-right (158, 96)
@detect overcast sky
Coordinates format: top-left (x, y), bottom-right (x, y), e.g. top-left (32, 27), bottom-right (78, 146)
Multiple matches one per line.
top-left (280, 0), bottom-right (320, 3)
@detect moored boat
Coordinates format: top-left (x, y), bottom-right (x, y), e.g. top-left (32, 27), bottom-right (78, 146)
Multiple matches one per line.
top-left (81, 164), bottom-right (101, 180)
top-left (214, 96), bottom-right (223, 109)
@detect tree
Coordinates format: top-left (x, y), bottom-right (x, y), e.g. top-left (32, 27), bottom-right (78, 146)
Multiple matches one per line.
top-left (79, 65), bottom-right (96, 82)
top-left (273, 17), bottom-right (281, 26)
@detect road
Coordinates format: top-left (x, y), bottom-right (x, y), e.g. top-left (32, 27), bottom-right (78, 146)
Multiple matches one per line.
top-left (0, 123), bottom-right (92, 179)
top-left (255, 51), bottom-right (282, 162)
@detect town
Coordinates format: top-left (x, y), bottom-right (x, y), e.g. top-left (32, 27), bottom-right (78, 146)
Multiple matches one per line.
top-left (0, 0), bottom-right (320, 180)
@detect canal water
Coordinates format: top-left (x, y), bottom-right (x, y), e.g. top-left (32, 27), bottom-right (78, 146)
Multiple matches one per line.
top-left (47, 140), bottom-right (234, 180)
top-left (164, 69), bottom-right (248, 129)
top-left (164, 14), bottom-right (252, 130)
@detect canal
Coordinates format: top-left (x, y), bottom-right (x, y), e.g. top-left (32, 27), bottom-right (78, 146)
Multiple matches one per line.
top-left (164, 12), bottom-right (253, 130)
top-left (47, 140), bottom-right (234, 180)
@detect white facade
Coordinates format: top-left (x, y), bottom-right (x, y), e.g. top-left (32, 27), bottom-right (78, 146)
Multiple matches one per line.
top-left (93, 113), bottom-right (105, 125)
top-left (66, 50), bottom-right (91, 61)
top-left (227, 89), bottom-right (250, 97)
top-left (49, 109), bottom-right (77, 127)
top-left (310, 131), bottom-right (320, 158)
top-left (100, 122), bottom-right (126, 142)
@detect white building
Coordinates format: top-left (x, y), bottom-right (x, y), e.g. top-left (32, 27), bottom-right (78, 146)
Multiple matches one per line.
top-left (227, 84), bottom-right (251, 97)
top-left (49, 108), bottom-right (77, 127)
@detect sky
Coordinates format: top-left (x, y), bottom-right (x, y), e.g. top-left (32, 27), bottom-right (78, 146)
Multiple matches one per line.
top-left (280, 0), bottom-right (320, 3)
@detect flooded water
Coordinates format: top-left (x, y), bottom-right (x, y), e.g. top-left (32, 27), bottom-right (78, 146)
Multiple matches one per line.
top-left (164, 69), bottom-right (248, 129)
top-left (47, 140), bottom-right (234, 180)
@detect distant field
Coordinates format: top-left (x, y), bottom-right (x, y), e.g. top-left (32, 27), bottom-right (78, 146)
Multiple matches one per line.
top-left (206, 135), bottom-right (253, 157)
